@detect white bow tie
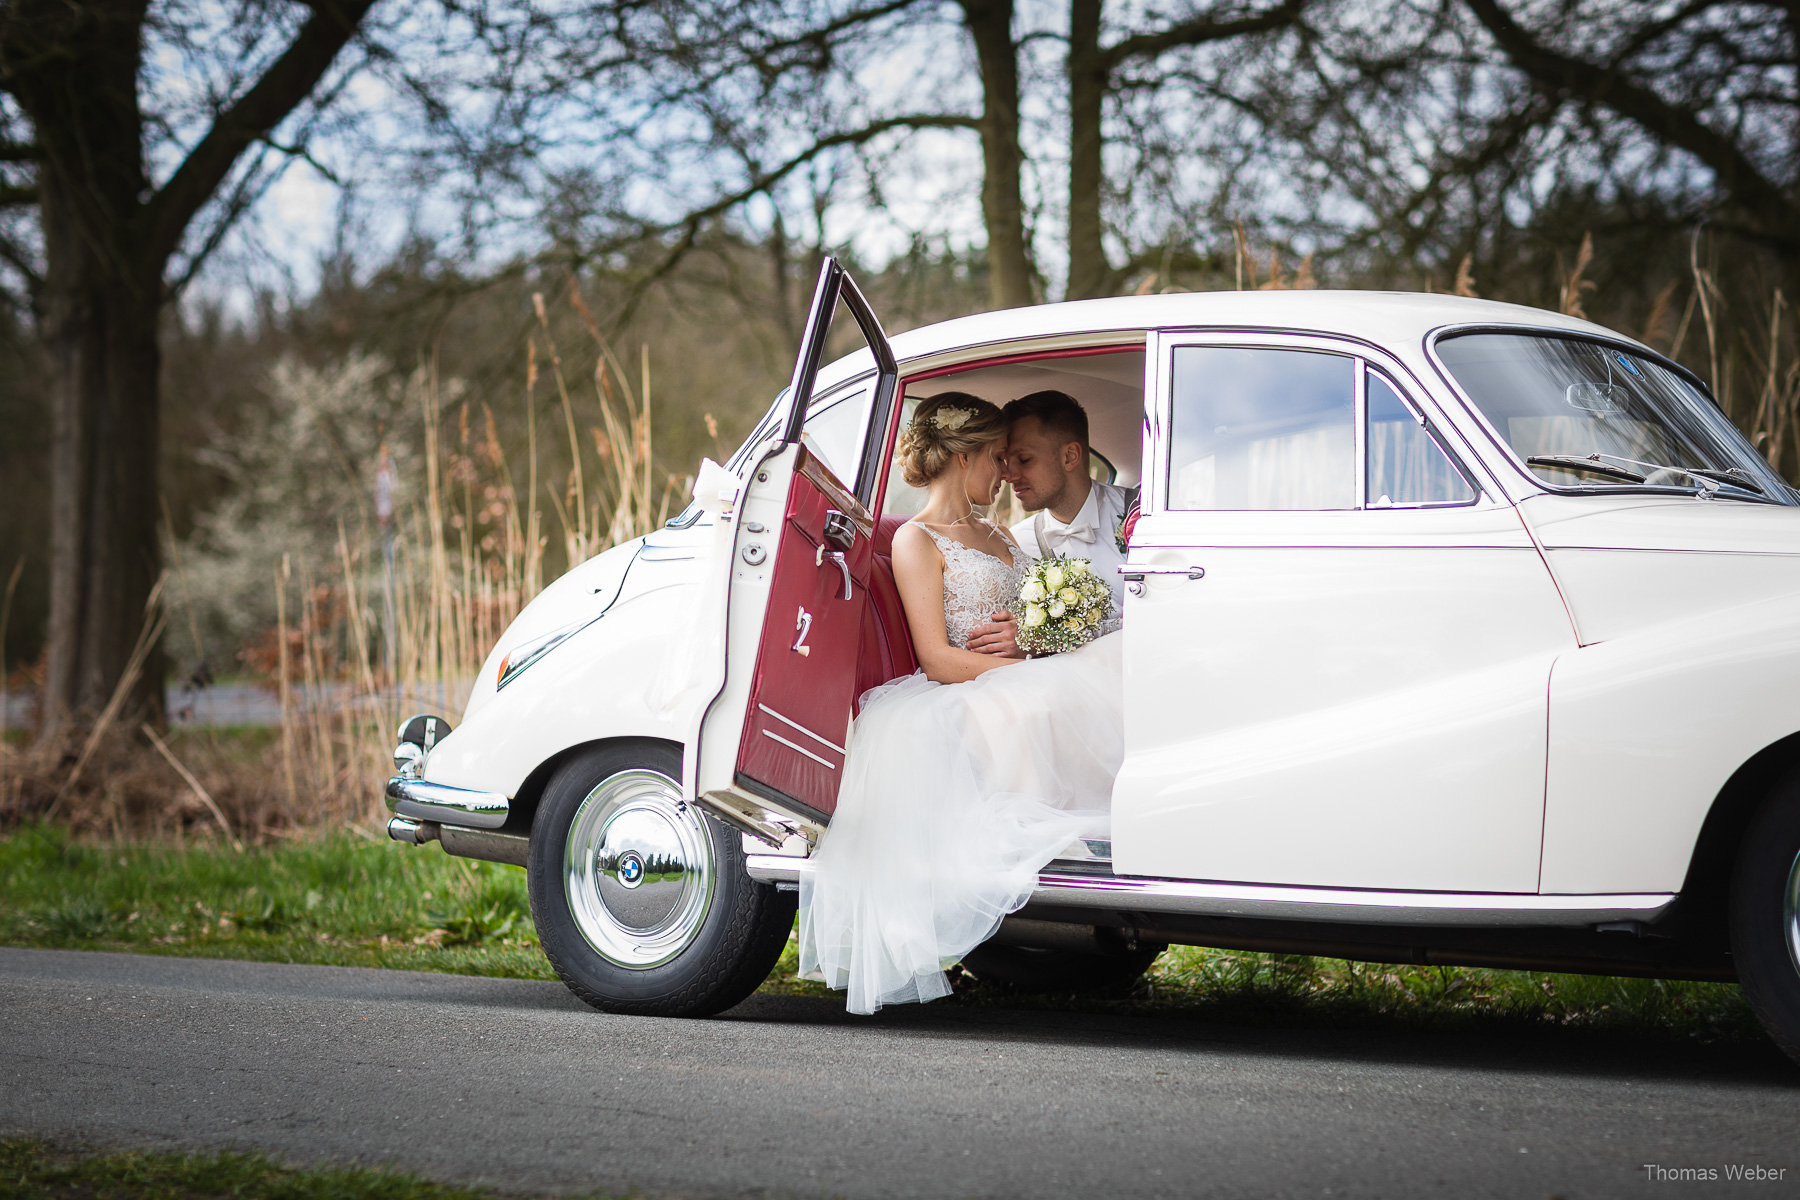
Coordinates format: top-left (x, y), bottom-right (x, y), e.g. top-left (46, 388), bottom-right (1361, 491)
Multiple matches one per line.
top-left (1048, 520), bottom-right (1096, 543)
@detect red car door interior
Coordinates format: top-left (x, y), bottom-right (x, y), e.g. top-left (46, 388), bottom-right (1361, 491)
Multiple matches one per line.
top-left (732, 450), bottom-right (875, 822)
top-left (730, 259), bottom-right (899, 826)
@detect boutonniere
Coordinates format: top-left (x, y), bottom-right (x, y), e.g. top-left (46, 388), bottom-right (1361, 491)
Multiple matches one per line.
top-left (1113, 512), bottom-right (1129, 554)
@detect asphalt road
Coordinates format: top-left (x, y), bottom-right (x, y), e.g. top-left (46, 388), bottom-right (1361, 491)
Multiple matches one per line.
top-left (2, 949), bottom-right (1795, 1198)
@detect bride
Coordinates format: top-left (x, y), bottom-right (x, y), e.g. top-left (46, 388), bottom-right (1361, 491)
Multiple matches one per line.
top-left (797, 392), bottom-right (1125, 1014)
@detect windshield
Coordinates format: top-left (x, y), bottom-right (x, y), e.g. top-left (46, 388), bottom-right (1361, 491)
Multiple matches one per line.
top-left (1436, 332), bottom-right (1795, 504)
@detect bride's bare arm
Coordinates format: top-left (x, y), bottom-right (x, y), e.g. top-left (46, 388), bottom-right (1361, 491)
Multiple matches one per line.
top-left (890, 524), bottom-right (1019, 684)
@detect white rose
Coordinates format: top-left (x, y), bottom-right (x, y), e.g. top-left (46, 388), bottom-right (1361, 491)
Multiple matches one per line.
top-left (1063, 617), bottom-right (1084, 632)
top-left (1058, 587), bottom-right (1078, 604)
top-left (1024, 604), bottom-right (1048, 627)
top-left (1067, 560), bottom-right (1089, 576)
top-left (1048, 600), bottom-right (1067, 619)
top-left (1020, 580), bottom-right (1046, 604)
top-left (1044, 565), bottom-right (1065, 591)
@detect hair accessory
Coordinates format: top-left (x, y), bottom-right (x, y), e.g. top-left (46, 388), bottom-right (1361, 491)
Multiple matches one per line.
top-left (930, 405), bottom-right (975, 432)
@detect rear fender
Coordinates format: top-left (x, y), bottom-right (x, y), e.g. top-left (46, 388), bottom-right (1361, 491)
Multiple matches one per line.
top-left (1672, 733), bottom-right (1800, 948)
top-left (1542, 587), bottom-right (1800, 894)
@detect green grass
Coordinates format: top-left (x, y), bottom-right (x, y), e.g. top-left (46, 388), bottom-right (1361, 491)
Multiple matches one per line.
top-left (0, 823), bottom-right (1768, 1045)
top-left (0, 1137), bottom-right (611, 1199)
top-left (0, 823), bottom-right (553, 979)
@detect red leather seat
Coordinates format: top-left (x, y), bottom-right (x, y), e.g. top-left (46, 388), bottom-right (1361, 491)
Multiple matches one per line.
top-left (855, 515), bottom-right (919, 709)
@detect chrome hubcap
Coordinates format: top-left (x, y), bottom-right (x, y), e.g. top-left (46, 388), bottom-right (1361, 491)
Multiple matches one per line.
top-left (564, 770), bottom-right (714, 969)
top-left (1785, 847), bottom-right (1800, 977)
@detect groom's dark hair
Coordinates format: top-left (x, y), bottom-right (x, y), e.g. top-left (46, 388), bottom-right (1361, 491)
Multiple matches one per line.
top-left (1003, 390), bottom-right (1089, 453)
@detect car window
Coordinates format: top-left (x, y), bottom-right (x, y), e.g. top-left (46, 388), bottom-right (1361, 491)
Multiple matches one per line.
top-left (881, 395), bottom-right (928, 516)
top-left (1366, 373), bottom-right (1476, 507)
top-left (1168, 346), bottom-right (1355, 510)
top-left (1437, 332), bottom-right (1794, 503)
top-left (666, 381), bottom-right (871, 528)
top-left (799, 385), bottom-right (872, 484)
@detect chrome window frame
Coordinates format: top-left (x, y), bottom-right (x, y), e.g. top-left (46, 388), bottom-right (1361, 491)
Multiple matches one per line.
top-left (1362, 365), bottom-right (1481, 510)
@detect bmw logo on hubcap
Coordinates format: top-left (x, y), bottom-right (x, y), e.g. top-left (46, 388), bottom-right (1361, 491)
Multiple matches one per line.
top-left (616, 850), bottom-right (645, 888)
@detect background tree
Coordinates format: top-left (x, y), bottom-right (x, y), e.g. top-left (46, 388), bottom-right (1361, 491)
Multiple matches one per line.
top-left (1459, 0), bottom-right (1799, 283)
top-left (0, 0), bottom-right (378, 733)
top-left (1064, 0), bottom-right (1303, 299)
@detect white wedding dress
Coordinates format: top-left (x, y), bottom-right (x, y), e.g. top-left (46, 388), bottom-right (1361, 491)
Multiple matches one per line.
top-left (797, 520), bottom-right (1124, 1014)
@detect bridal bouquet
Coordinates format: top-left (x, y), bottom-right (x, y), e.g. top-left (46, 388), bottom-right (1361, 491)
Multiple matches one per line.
top-left (1015, 555), bottom-right (1112, 655)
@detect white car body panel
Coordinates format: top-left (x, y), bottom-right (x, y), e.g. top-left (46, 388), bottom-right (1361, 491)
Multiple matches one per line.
top-left (1542, 588), bottom-right (1800, 893)
top-left (425, 521), bottom-right (731, 799)
top-left (1520, 495), bottom-right (1800, 893)
top-left (1114, 508), bottom-right (1576, 892)
top-left (693, 443), bottom-right (801, 800)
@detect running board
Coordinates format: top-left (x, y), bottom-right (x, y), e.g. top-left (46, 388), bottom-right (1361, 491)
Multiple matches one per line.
top-left (742, 855), bottom-right (1675, 928)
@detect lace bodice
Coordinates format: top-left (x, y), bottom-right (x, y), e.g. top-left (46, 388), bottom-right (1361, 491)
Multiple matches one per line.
top-left (918, 522), bottom-right (1030, 650)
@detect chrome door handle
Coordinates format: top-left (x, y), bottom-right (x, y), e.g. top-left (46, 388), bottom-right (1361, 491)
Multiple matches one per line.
top-left (1119, 565), bottom-right (1205, 581)
top-left (1119, 564), bottom-right (1204, 598)
top-left (792, 606), bottom-right (813, 656)
top-left (816, 544), bottom-right (853, 601)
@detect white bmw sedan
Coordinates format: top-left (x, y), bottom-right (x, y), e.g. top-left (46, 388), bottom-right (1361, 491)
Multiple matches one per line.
top-left (385, 260), bottom-right (1800, 1062)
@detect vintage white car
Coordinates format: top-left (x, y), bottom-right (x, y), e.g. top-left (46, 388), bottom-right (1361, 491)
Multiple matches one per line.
top-left (385, 260), bottom-right (1800, 1060)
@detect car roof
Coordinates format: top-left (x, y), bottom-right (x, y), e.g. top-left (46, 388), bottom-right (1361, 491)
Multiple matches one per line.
top-left (814, 289), bottom-right (1635, 393)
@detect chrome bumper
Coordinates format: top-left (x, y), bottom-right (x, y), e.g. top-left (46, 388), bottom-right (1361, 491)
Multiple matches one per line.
top-left (742, 855), bottom-right (1675, 928)
top-left (385, 775), bottom-right (510, 829)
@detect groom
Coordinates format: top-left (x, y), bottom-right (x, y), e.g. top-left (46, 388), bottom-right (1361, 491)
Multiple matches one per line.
top-left (966, 390), bottom-right (1133, 656)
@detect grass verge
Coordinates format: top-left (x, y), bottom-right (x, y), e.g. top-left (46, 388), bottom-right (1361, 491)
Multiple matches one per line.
top-left (0, 823), bottom-right (552, 979)
top-left (0, 823), bottom-right (1769, 1046)
top-left (0, 1137), bottom-right (605, 1200)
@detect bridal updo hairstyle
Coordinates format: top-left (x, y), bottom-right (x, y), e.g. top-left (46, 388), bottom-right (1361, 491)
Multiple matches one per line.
top-left (897, 392), bottom-right (1008, 487)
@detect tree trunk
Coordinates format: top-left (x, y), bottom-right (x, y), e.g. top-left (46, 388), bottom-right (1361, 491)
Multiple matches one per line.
top-left (5, 0), bottom-right (165, 734)
top-left (959, 0), bottom-right (1035, 309)
top-left (1065, 0), bottom-right (1112, 300)
top-left (40, 189), bottom-right (166, 731)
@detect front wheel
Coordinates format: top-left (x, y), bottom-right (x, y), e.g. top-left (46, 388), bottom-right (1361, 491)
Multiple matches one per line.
top-left (528, 741), bottom-right (795, 1016)
top-left (1729, 777), bottom-right (1800, 1065)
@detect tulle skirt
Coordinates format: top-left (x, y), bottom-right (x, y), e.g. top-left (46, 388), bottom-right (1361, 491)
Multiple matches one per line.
top-left (797, 631), bottom-right (1123, 1014)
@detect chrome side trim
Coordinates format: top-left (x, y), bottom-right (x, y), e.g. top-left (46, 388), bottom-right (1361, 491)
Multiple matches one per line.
top-left (386, 776), bottom-right (510, 830)
top-left (760, 729), bottom-right (835, 769)
top-left (742, 855), bottom-right (1676, 928)
top-left (757, 704), bottom-right (847, 754)
top-left (1027, 871), bottom-right (1676, 927)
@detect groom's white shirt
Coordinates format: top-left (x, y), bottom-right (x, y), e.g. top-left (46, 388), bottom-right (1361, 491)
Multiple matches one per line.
top-left (1010, 479), bottom-right (1131, 632)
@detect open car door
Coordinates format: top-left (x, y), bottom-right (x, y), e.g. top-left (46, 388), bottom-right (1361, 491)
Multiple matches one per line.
top-left (693, 259), bottom-right (899, 847)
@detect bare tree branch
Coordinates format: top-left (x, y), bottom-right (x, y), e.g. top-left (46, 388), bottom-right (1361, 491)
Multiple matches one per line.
top-left (590, 112), bottom-right (980, 324)
top-left (1100, 0), bottom-right (1305, 71)
top-left (1462, 0), bottom-right (1797, 250)
top-left (143, 0), bottom-right (378, 270)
